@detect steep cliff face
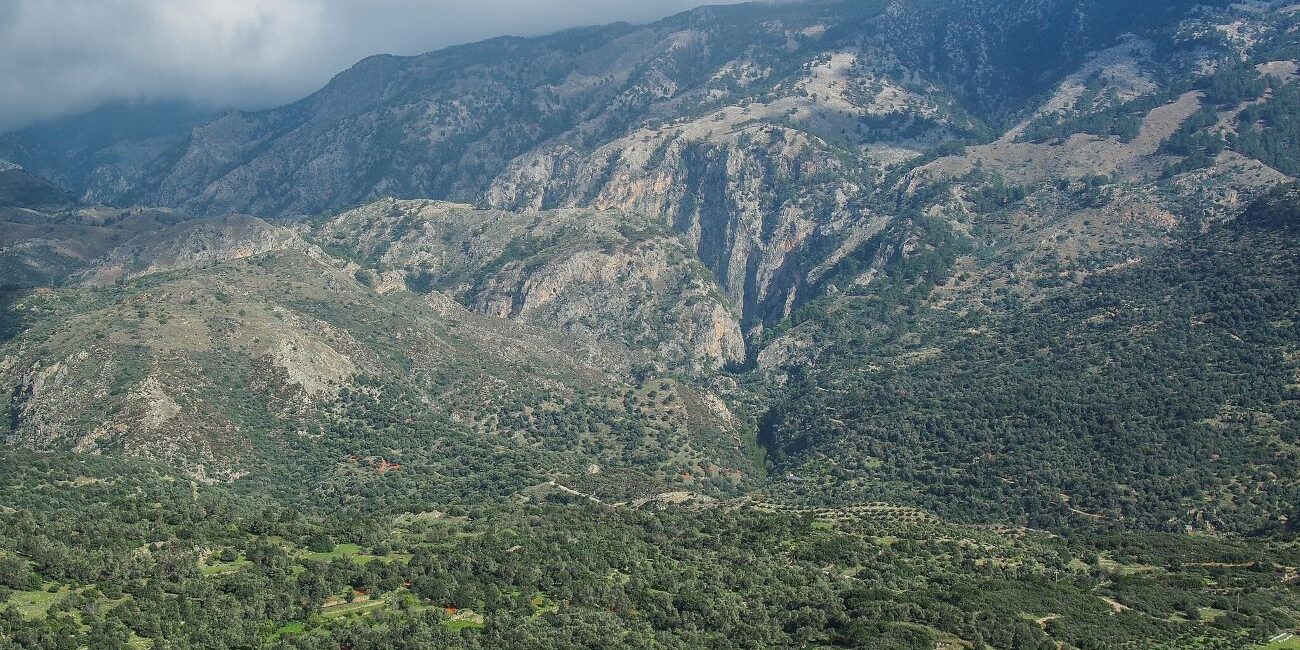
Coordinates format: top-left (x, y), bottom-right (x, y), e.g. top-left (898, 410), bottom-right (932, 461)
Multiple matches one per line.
top-left (3, 188), bottom-right (745, 375)
top-left (486, 125), bottom-right (851, 328)
top-left (319, 199), bottom-right (744, 373)
top-left (481, 38), bottom-right (970, 326)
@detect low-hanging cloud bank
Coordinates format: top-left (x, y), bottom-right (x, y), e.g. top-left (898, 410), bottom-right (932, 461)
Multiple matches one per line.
top-left (0, 0), bottom-right (743, 132)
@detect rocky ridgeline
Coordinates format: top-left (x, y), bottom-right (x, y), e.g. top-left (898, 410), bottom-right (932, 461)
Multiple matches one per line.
top-left (319, 199), bottom-right (745, 373)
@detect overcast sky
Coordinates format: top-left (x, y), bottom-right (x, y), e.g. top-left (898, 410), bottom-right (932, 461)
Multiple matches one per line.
top-left (0, 0), bottom-right (743, 132)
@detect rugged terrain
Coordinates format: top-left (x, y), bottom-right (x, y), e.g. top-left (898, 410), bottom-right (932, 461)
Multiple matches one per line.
top-left (317, 199), bottom-right (745, 373)
top-left (6, 0), bottom-right (1265, 330)
top-left (1, 201), bottom-right (757, 495)
top-left (2, 0), bottom-right (1300, 648)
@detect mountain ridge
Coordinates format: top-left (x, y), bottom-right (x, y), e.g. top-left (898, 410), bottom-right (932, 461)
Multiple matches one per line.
top-left (1, 0), bottom-right (1247, 330)
top-left (3, 2), bottom-right (1300, 647)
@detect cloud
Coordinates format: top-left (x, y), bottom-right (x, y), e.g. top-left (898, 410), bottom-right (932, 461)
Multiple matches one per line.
top-left (0, 0), bottom-right (741, 132)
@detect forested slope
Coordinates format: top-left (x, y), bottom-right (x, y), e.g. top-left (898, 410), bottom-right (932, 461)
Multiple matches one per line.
top-left (762, 188), bottom-right (1300, 533)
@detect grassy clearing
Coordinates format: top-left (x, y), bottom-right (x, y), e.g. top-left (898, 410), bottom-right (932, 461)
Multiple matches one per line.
top-left (295, 542), bottom-right (405, 565)
top-left (445, 608), bottom-right (486, 631)
top-left (528, 592), bottom-right (558, 617)
top-left (268, 621), bottom-right (306, 640)
top-left (7, 584), bottom-right (70, 619)
top-left (302, 542), bottom-right (364, 562)
top-left (1198, 607), bottom-right (1228, 622)
top-left (201, 555), bottom-right (250, 575)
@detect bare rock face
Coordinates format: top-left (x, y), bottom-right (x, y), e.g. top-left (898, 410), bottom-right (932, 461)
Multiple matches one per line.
top-left (319, 199), bottom-right (745, 373)
top-left (478, 34), bottom-right (974, 327)
top-left (486, 123), bottom-right (853, 330)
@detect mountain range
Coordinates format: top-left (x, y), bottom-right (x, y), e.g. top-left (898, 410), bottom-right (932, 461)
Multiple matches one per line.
top-left (1, 0), bottom-right (1299, 648)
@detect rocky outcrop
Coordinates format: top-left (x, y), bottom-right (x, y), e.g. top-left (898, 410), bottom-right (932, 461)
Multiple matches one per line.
top-left (486, 112), bottom-right (883, 328)
top-left (320, 199), bottom-right (744, 373)
top-left (476, 36), bottom-right (971, 327)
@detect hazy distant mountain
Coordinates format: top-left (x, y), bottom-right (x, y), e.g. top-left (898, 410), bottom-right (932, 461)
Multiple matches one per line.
top-left (0, 99), bottom-right (219, 206)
